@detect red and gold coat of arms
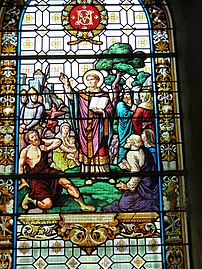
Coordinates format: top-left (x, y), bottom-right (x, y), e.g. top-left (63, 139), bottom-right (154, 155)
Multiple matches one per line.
top-left (62, 0), bottom-right (108, 45)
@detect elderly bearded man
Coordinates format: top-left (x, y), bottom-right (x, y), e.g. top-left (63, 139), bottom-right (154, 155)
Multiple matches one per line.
top-left (103, 134), bottom-right (159, 212)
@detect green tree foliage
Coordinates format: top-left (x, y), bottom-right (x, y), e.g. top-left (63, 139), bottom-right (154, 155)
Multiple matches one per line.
top-left (95, 43), bottom-right (150, 106)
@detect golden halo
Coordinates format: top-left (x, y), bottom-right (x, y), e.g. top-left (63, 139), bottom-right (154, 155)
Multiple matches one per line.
top-left (83, 70), bottom-right (104, 88)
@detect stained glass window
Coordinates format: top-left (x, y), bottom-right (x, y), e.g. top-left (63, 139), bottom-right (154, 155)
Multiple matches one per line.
top-left (0, 0), bottom-right (190, 268)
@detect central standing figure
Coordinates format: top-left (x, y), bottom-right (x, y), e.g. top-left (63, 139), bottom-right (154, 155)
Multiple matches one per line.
top-left (60, 70), bottom-right (114, 185)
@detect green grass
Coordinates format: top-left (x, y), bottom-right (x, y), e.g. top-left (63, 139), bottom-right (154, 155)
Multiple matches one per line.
top-left (18, 165), bottom-right (130, 214)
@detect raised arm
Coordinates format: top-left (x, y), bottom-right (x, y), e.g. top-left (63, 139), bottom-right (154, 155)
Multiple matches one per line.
top-left (59, 73), bottom-right (74, 100)
top-left (41, 138), bottom-right (62, 151)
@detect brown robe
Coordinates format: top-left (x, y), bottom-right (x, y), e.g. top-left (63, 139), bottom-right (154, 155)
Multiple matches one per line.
top-left (26, 151), bottom-right (62, 201)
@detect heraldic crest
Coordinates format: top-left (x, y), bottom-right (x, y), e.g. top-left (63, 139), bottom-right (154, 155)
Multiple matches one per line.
top-left (62, 0), bottom-right (108, 45)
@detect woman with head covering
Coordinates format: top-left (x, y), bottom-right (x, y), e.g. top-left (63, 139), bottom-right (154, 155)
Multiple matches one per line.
top-left (51, 123), bottom-right (79, 171)
top-left (141, 128), bottom-right (157, 163)
top-left (132, 90), bottom-right (155, 135)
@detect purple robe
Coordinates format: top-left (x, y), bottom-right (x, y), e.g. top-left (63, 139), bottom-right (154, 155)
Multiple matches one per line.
top-left (77, 90), bottom-right (114, 165)
top-left (103, 147), bottom-right (159, 212)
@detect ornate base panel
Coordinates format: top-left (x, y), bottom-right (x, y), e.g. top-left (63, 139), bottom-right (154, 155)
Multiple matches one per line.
top-left (0, 0), bottom-right (190, 268)
top-left (16, 213), bottom-right (162, 269)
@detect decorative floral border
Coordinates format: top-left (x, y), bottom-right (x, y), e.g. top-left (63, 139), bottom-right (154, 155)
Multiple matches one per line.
top-left (0, 1), bottom-right (188, 268)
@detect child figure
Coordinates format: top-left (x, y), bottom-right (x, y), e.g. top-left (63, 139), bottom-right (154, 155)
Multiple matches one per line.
top-left (65, 136), bottom-right (80, 166)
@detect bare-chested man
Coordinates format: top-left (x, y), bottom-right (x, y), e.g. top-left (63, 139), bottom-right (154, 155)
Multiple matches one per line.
top-left (19, 130), bottom-right (95, 212)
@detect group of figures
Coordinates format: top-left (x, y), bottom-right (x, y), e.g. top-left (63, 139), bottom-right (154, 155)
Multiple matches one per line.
top-left (18, 69), bottom-right (159, 213)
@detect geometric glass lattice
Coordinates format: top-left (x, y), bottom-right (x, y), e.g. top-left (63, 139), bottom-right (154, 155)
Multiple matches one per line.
top-left (66, 257), bottom-right (80, 269)
top-left (0, 0), bottom-right (190, 268)
top-left (33, 257), bottom-right (48, 269)
top-left (99, 256), bottom-right (113, 269)
top-left (131, 255), bottom-right (146, 269)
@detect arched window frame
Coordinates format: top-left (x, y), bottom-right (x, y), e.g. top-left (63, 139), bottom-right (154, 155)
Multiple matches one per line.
top-left (0, 0), bottom-right (190, 268)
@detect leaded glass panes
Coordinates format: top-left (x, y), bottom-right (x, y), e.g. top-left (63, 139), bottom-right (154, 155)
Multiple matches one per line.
top-left (0, 0), bottom-right (189, 268)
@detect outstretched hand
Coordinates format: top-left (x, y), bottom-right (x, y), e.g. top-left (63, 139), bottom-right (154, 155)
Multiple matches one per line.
top-left (116, 181), bottom-right (129, 190)
top-left (59, 73), bottom-right (70, 86)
